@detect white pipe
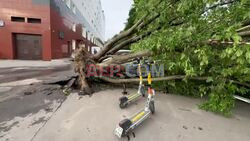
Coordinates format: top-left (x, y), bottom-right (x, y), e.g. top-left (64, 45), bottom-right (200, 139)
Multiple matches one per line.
top-left (234, 95), bottom-right (250, 104)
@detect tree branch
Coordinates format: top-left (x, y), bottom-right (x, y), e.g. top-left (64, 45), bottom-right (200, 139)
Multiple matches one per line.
top-left (204, 0), bottom-right (237, 13)
top-left (94, 13), bottom-right (163, 61)
top-left (99, 75), bottom-right (208, 83)
top-left (238, 30), bottom-right (250, 37)
top-left (206, 39), bottom-right (250, 46)
top-left (93, 16), bottom-right (146, 61)
top-left (137, 13), bottom-right (161, 30)
top-left (107, 29), bottom-right (157, 56)
top-left (99, 75), bottom-right (250, 89)
top-left (232, 81), bottom-right (250, 88)
top-left (100, 51), bottom-right (152, 66)
top-left (236, 25), bottom-right (250, 32)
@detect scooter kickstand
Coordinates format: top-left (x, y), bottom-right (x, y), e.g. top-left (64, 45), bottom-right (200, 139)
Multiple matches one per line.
top-left (127, 135), bottom-right (130, 141)
top-left (122, 83), bottom-right (128, 95)
top-left (132, 132), bottom-right (136, 138)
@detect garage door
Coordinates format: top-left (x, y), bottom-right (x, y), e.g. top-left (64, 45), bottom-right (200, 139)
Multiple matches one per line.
top-left (15, 34), bottom-right (42, 60)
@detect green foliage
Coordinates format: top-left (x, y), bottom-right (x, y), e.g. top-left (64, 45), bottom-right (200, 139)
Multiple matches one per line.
top-left (153, 80), bottom-right (209, 97)
top-left (129, 0), bottom-right (250, 115)
top-left (125, 6), bottom-right (136, 30)
top-left (200, 82), bottom-right (237, 116)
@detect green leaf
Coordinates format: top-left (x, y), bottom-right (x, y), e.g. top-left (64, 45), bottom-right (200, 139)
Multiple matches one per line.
top-left (235, 50), bottom-right (243, 57)
top-left (206, 77), bottom-right (213, 83)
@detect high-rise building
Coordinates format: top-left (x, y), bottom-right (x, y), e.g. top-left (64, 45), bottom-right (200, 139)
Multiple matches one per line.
top-left (0, 0), bottom-right (105, 60)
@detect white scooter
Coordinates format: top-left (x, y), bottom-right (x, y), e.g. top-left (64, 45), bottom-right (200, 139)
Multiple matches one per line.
top-left (119, 59), bottom-right (146, 109)
top-left (115, 71), bottom-right (155, 138)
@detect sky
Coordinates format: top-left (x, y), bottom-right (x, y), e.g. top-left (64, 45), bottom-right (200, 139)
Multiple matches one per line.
top-left (101, 0), bottom-right (133, 40)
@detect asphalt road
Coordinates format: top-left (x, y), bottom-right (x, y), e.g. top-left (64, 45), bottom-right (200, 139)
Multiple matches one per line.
top-left (0, 65), bottom-right (71, 84)
top-left (0, 62), bottom-right (73, 141)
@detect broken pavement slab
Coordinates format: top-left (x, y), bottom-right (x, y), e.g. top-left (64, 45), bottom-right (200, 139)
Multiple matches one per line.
top-left (0, 87), bottom-right (12, 93)
top-left (41, 70), bottom-right (78, 85)
top-left (0, 79), bottom-right (41, 87)
top-left (0, 84), bottom-right (66, 141)
top-left (0, 100), bottom-right (65, 141)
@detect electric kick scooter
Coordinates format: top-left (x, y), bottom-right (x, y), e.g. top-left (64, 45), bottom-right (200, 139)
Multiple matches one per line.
top-left (115, 68), bottom-right (155, 138)
top-left (119, 59), bottom-right (146, 109)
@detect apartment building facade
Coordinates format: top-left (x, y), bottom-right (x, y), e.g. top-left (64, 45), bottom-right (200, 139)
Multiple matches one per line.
top-left (0, 0), bottom-right (105, 60)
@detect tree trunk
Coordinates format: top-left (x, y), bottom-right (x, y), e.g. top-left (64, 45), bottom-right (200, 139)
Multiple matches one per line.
top-left (99, 75), bottom-right (208, 83)
top-left (74, 44), bottom-right (93, 94)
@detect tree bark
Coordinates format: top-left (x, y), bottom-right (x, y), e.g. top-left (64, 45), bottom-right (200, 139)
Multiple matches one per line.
top-left (93, 13), bottom-right (162, 61)
top-left (203, 0), bottom-right (236, 14)
top-left (237, 25), bottom-right (250, 32)
top-left (206, 39), bottom-right (250, 46)
top-left (107, 30), bottom-right (154, 55)
top-left (238, 30), bottom-right (250, 37)
top-left (99, 75), bottom-right (250, 89)
top-left (99, 51), bottom-right (152, 66)
top-left (93, 16), bottom-right (146, 61)
top-left (99, 75), bottom-right (208, 83)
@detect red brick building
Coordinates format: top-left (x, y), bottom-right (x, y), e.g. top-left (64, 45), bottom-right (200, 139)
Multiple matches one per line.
top-left (0, 0), bottom-right (104, 61)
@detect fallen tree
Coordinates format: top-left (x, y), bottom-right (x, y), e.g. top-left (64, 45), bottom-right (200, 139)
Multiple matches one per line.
top-left (73, 0), bottom-right (250, 116)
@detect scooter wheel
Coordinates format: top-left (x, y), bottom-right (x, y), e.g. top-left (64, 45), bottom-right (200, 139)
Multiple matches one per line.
top-left (149, 101), bottom-right (155, 114)
top-left (119, 119), bottom-right (132, 137)
top-left (141, 86), bottom-right (146, 97)
top-left (119, 102), bottom-right (128, 109)
top-left (119, 97), bottom-right (128, 109)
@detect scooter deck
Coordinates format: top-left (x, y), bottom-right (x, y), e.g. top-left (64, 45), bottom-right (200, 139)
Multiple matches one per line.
top-left (131, 110), bottom-right (145, 123)
top-left (127, 93), bottom-right (142, 102)
top-left (130, 109), bottom-right (151, 126)
top-left (115, 109), bottom-right (151, 138)
top-left (119, 92), bottom-right (145, 109)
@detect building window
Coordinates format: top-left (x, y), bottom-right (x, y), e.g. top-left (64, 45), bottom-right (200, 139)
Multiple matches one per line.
top-left (11, 16), bottom-right (25, 22)
top-left (82, 28), bottom-right (86, 38)
top-left (59, 31), bottom-right (65, 39)
top-left (27, 18), bottom-right (41, 24)
top-left (72, 4), bottom-right (76, 14)
top-left (0, 20), bottom-right (5, 27)
top-left (90, 35), bottom-right (94, 43)
top-left (87, 32), bottom-right (91, 40)
top-left (66, 0), bottom-right (71, 8)
top-left (72, 40), bottom-right (76, 50)
top-left (72, 23), bottom-right (76, 32)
